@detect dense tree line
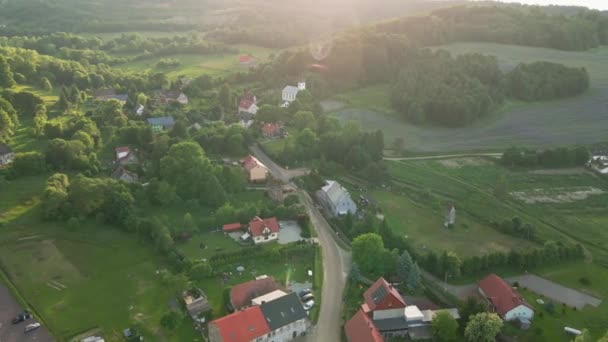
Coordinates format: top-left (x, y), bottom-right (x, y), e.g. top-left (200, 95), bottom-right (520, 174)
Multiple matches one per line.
top-left (506, 61), bottom-right (589, 100)
top-left (377, 5), bottom-right (608, 51)
top-left (502, 146), bottom-right (590, 168)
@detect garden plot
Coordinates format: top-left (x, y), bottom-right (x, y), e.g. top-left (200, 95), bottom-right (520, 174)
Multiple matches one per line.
top-left (510, 187), bottom-right (606, 204)
top-left (438, 157), bottom-right (494, 169)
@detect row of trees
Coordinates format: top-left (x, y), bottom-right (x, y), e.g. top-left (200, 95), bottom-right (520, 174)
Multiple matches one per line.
top-left (502, 146), bottom-right (590, 168)
top-left (506, 61), bottom-right (589, 100)
top-left (377, 5), bottom-right (608, 51)
top-left (419, 241), bottom-right (585, 279)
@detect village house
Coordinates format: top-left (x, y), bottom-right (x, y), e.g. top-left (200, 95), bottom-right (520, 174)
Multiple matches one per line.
top-left (242, 155), bottom-right (269, 182)
top-left (248, 216), bottom-right (280, 244)
top-left (229, 276), bottom-right (283, 310)
top-left (115, 146), bottom-right (138, 165)
top-left (182, 288), bottom-right (211, 320)
top-left (239, 55), bottom-right (257, 67)
top-left (261, 122), bottom-right (283, 138)
top-left (345, 278), bottom-right (460, 341)
top-left (93, 88), bottom-right (128, 103)
top-left (147, 116), bottom-right (175, 132)
top-left (317, 180), bottom-right (357, 217)
top-left (208, 292), bottom-right (309, 342)
top-left (239, 93), bottom-right (259, 115)
top-left (111, 167), bottom-right (139, 183)
top-left (239, 112), bottom-right (255, 129)
top-left (478, 274), bottom-right (534, 327)
top-left (0, 143), bottom-right (15, 166)
top-left (152, 90), bottom-right (189, 106)
top-left (251, 290), bottom-right (287, 306)
top-left (281, 82), bottom-right (305, 107)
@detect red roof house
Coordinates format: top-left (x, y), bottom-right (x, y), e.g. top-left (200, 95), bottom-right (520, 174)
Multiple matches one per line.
top-left (115, 146), bottom-right (138, 165)
top-left (222, 222), bottom-right (242, 232)
top-left (478, 274), bottom-right (534, 322)
top-left (208, 306), bottom-right (270, 342)
top-left (230, 276), bottom-right (282, 310)
top-left (238, 92), bottom-right (258, 114)
top-left (261, 122), bottom-right (282, 138)
top-left (345, 310), bottom-right (384, 342)
top-left (363, 277), bottom-right (407, 312)
top-left (241, 155), bottom-right (268, 182)
top-left (248, 217), bottom-right (280, 244)
top-left (239, 55), bottom-right (256, 66)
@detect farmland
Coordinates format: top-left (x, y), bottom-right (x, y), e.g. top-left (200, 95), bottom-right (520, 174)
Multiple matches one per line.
top-left (375, 157), bottom-right (608, 263)
top-left (330, 43), bottom-right (608, 152)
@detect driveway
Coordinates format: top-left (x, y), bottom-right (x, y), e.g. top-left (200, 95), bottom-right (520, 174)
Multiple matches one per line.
top-left (0, 284), bottom-right (54, 342)
top-left (250, 146), bottom-right (351, 342)
top-left (249, 145), bottom-right (310, 182)
top-left (506, 275), bottom-right (602, 309)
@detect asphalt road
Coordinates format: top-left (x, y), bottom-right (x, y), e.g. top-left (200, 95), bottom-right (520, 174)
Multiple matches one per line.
top-left (250, 145), bottom-right (351, 342)
top-left (0, 284), bottom-right (54, 342)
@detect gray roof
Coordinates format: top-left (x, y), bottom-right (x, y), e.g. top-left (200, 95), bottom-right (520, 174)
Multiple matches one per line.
top-left (259, 292), bottom-right (307, 330)
top-left (321, 180), bottom-right (352, 208)
top-left (282, 85), bottom-right (300, 95)
top-left (0, 143), bottom-right (12, 155)
top-left (372, 316), bottom-right (409, 332)
top-left (147, 116), bottom-right (175, 128)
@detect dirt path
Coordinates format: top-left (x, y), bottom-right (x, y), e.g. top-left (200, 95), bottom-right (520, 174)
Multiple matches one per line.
top-left (384, 153), bottom-right (503, 161)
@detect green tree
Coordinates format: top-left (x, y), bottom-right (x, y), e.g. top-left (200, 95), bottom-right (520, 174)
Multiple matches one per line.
top-left (352, 233), bottom-right (386, 275)
top-left (407, 262), bottom-right (421, 290)
top-left (257, 104), bottom-right (285, 123)
top-left (160, 311), bottom-right (183, 331)
top-left (190, 261), bottom-right (213, 281)
top-left (597, 330), bottom-right (608, 342)
top-left (573, 329), bottom-right (593, 342)
top-left (218, 83), bottom-right (231, 110)
top-left (397, 251), bottom-right (414, 283)
top-left (41, 77), bottom-right (53, 91)
top-left (432, 311), bottom-right (459, 342)
top-left (292, 111), bottom-right (316, 130)
top-left (183, 212), bottom-right (196, 233)
top-left (464, 312), bottom-right (503, 342)
top-left (0, 57), bottom-right (16, 88)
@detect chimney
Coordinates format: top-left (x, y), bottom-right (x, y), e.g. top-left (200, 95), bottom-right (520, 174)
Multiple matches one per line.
top-left (298, 82), bottom-right (306, 91)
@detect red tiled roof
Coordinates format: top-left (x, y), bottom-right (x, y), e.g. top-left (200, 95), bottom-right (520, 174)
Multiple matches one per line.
top-left (223, 223), bottom-right (242, 232)
top-left (345, 310), bottom-right (384, 342)
top-left (478, 274), bottom-right (533, 317)
top-left (239, 99), bottom-right (255, 110)
top-left (248, 217), bottom-right (279, 237)
top-left (363, 277), bottom-right (406, 311)
top-left (209, 306), bottom-right (270, 342)
top-left (230, 277), bottom-right (282, 309)
top-left (242, 155), bottom-right (266, 171)
top-left (239, 55), bottom-right (255, 64)
top-left (261, 123), bottom-right (281, 136)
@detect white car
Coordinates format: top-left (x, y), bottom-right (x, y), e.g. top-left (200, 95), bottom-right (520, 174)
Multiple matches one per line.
top-left (303, 300), bottom-right (315, 311)
top-left (24, 322), bottom-right (41, 333)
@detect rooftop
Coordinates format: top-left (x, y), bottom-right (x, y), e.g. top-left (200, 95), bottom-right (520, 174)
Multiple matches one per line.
top-left (210, 306), bottom-right (270, 342)
top-left (252, 290), bottom-right (288, 306)
top-left (479, 274), bottom-right (532, 317)
top-left (248, 217), bottom-right (280, 238)
top-left (344, 310), bottom-right (384, 342)
top-left (259, 292), bottom-right (308, 331)
top-left (230, 276), bottom-right (282, 310)
top-left (363, 277), bottom-right (407, 311)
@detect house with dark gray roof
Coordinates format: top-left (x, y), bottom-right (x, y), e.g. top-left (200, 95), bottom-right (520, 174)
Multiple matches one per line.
top-left (259, 292), bottom-right (310, 341)
top-left (147, 116), bottom-right (175, 132)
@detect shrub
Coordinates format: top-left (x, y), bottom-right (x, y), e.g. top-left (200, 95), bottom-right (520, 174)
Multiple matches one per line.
top-left (579, 276), bottom-right (591, 286)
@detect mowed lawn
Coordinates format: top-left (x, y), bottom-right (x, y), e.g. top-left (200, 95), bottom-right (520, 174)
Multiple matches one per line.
top-left (177, 232), bottom-right (242, 260)
top-left (332, 43), bottom-right (608, 152)
top-left (0, 177), bottom-right (199, 341)
top-left (114, 45), bottom-right (275, 79)
top-left (373, 190), bottom-right (534, 257)
top-left (504, 262), bottom-right (608, 341)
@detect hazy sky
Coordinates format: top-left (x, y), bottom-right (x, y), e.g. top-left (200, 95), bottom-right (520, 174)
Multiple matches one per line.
top-left (483, 0), bottom-right (607, 10)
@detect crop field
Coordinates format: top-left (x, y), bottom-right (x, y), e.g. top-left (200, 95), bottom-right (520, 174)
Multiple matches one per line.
top-left (376, 157), bottom-right (608, 263)
top-left (331, 43), bottom-right (608, 152)
top-left (114, 45), bottom-right (275, 79)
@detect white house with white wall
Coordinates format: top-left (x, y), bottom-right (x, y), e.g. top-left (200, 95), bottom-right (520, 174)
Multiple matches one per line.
top-left (281, 82), bottom-right (306, 107)
top-left (478, 274), bottom-right (534, 325)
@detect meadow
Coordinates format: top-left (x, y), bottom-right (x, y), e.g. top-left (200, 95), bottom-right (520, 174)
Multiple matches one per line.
top-left (330, 43), bottom-right (608, 152)
top-left (376, 157), bottom-right (608, 263)
top-left (113, 45), bottom-right (275, 79)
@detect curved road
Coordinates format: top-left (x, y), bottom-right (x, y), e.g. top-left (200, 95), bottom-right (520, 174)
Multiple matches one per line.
top-left (250, 145), bottom-right (350, 342)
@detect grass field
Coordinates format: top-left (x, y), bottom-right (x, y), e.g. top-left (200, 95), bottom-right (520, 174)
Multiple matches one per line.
top-left (330, 43), bottom-right (608, 152)
top-left (333, 84), bottom-right (395, 115)
top-left (177, 232), bottom-right (242, 261)
top-left (114, 45), bottom-right (275, 79)
top-left (376, 157), bottom-right (608, 263)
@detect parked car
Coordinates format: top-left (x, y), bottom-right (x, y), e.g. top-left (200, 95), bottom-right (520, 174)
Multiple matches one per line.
top-left (303, 300), bottom-right (315, 311)
top-left (301, 293), bottom-right (315, 302)
top-left (298, 289), bottom-right (311, 298)
top-left (12, 311), bottom-right (32, 324)
top-left (24, 323), bottom-right (40, 333)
